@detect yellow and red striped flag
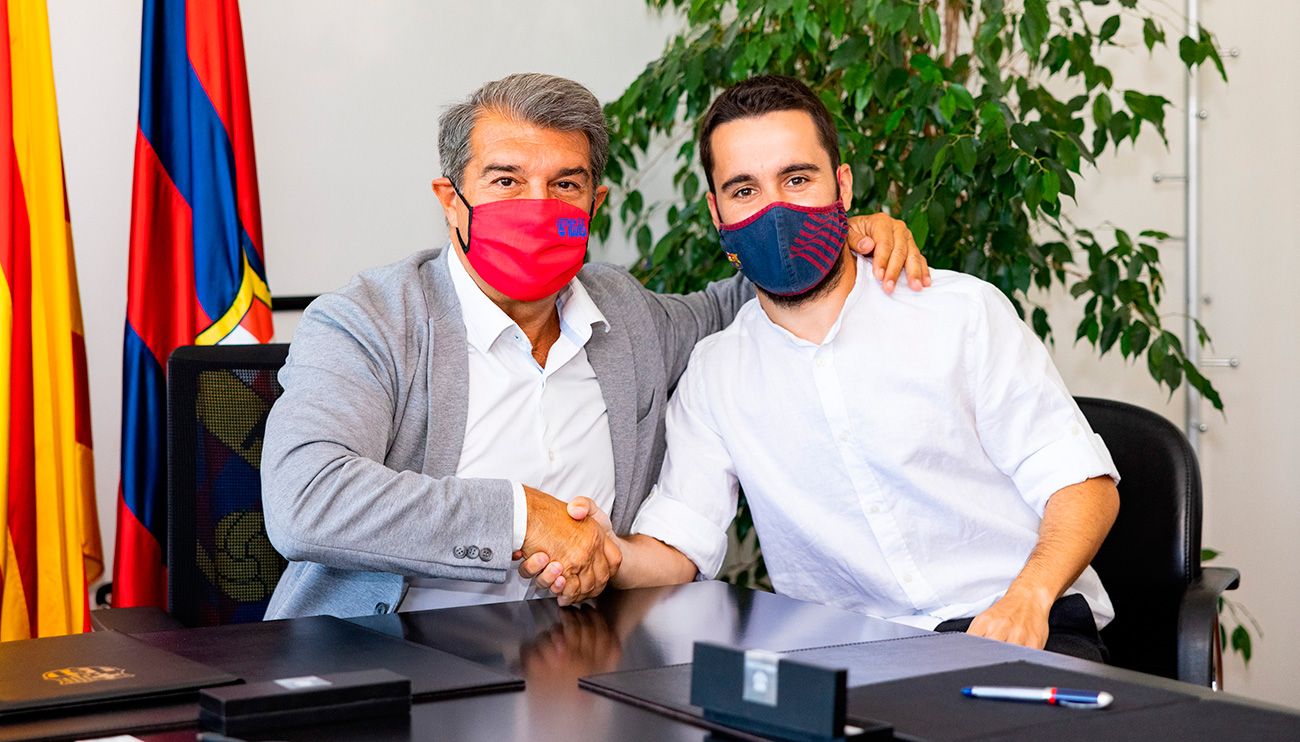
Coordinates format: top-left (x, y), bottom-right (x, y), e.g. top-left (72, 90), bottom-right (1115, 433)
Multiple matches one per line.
top-left (1, 0), bottom-right (103, 641)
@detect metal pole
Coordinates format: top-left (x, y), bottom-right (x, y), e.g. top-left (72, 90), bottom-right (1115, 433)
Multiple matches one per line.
top-left (1184, 0), bottom-right (1202, 451)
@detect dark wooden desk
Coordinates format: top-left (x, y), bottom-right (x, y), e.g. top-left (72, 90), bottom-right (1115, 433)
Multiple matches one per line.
top-left (2, 582), bottom-right (1283, 741)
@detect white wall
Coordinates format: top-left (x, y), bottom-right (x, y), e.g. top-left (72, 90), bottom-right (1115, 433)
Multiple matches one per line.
top-left (45, 0), bottom-right (1298, 709)
top-left (1029, 3), bottom-right (1300, 709)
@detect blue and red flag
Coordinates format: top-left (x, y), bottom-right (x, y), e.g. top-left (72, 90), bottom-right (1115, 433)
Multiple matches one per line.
top-left (114, 0), bottom-right (272, 608)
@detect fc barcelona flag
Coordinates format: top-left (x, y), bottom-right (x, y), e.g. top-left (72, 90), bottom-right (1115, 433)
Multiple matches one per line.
top-left (1, 0), bottom-right (103, 640)
top-left (114, 0), bottom-right (272, 609)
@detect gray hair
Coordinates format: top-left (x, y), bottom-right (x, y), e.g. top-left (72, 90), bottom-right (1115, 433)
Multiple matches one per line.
top-left (438, 73), bottom-right (609, 186)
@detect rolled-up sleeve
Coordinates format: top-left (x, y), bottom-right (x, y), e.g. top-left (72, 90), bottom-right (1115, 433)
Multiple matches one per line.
top-left (968, 284), bottom-right (1120, 516)
top-left (630, 354), bottom-right (739, 579)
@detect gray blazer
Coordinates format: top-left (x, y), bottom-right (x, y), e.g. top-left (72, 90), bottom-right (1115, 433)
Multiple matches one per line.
top-left (262, 248), bottom-right (751, 620)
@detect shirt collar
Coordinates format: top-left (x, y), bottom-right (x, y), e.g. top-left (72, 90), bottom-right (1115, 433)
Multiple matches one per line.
top-left (556, 268), bottom-right (610, 342)
top-left (445, 245), bottom-right (608, 354)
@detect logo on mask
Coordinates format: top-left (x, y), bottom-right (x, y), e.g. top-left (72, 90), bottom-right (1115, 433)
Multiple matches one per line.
top-left (726, 252), bottom-right (743, 270)
top-left (556, 218), bottom-right (588, 238)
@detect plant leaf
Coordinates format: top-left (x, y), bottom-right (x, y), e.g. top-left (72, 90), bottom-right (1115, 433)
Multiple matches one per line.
top-left (1142, 18), bottom-right (1165, 52)
top-left (1099, 15), bottom-right (1121, 43)
top-left (1231, 625), bottom-right (1252, 663)
top-left (922, 5), bottom-right (942, 46)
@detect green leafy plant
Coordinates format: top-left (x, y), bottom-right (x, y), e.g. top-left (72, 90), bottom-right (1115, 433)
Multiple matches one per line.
top-left (597, 0), bottom-right (1226, 409)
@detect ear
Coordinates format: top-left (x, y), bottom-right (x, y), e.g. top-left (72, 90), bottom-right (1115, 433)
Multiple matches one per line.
top-left (706, 191), bottom-right (722, 229)
top-left (592, 184), bottom-right (610, 213)
top-left (836, 164), bottom-right (854, 212)
top-left (431, 177), bottom-right (464, 234)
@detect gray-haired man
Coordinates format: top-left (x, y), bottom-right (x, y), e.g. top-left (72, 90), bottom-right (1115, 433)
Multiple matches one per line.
top-left (261, 73), bottom-right (927, 619)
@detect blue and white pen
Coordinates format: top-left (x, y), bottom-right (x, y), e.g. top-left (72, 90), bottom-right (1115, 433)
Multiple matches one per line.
top-left (961, 685), bottom-right (1114, 709)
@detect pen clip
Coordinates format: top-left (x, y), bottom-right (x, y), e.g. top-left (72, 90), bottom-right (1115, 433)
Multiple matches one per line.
top-left (1058, 691), bottom-right (1113, 709)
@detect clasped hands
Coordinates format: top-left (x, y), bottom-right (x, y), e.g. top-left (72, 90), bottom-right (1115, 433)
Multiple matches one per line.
top-left (514, 486), bottom-right (621, 607)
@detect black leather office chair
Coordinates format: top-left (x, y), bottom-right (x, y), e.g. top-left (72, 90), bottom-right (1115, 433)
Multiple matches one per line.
top-left (1078, 396), bottom-right (1240, 688)
top-left (165, 343), bottom-right (290, 627)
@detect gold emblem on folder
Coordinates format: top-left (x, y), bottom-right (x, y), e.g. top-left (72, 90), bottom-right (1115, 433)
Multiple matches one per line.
top-left (41, 666), bottom-right (135, 686)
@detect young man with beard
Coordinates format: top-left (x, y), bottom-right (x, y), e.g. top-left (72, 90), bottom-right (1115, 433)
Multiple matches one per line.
top-left (541, 76), bottom-right (1120, 660)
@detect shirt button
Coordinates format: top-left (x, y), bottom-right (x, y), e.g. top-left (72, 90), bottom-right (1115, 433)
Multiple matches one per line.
top-left (548, 449), bottom-right (556, 463)
top-left (903, 573), bottom-right (914, 584)
top-left (869, 505), bottom-right (880, 514)
top-left (838, 430), bottom-right (851, 443)
top-left (815, 357), bottom-right (829, 368)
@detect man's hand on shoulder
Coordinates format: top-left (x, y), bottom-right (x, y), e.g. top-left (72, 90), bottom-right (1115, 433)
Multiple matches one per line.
top-left (517, 491), bottom-right (621, 606)
top-left (846, 213), bottom-right (931, 294)
top-left (966, 586), bottom-right (1055, 651)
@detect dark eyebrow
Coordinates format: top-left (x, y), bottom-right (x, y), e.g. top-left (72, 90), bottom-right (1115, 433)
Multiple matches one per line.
top-left (778, 162), bottom-right (820, 177)
top-left (719, 172), bottom-right (757, 194)
top-left (719, 163), bottom-right (820, 194)
top-left (552, 166), bottom-right (591, 182)
top-left (480, 163), bottom-right (522, 177)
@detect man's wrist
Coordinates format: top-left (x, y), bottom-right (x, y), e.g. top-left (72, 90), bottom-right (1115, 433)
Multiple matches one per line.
top-left (1004, 581), bottom-right (1057, 611)
top-left (607, 534), bottom-right (632, 589)
top-left (511, 482), bottom-right (527, 551)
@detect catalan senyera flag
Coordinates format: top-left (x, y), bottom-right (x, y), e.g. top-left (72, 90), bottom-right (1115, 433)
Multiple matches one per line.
top-left (114, 0), bottom-right (272, 609)
top-left (0, 0), bottom-right (104, 640)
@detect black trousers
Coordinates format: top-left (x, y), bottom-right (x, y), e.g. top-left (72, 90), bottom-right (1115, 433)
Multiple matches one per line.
top-left (933, 593), bottom-right (1109, 663)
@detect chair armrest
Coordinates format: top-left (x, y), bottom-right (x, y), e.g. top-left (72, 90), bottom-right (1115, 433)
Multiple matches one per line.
top-left (89, 606), bottom-right (185, 635)
top-left (1177, 566), bottom-right (1241, 686)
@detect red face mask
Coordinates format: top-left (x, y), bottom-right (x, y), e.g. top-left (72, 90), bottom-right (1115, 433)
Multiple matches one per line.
top-left (454, 187), bottom-right (592, 302)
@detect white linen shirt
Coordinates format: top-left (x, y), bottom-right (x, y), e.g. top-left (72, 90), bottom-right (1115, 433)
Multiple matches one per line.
top-left (401, 248), bottom-right (615, 610)
top-left (631, 255), bottom-right (1119, 629)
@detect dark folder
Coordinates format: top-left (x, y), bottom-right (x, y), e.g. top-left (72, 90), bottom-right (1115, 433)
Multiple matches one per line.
top-left (0, 629), bottom-right (238, 717)
top-left (844, 660), bottom-right (1196, 741)
top-left (581, 637), bottom-right (1289, 742)
top-left (138, 615), bottom-right (523, 700)
top-left (975, 694), bottom-right (1300, 741)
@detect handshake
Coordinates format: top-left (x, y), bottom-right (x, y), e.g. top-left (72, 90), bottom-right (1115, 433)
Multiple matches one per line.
top-left (513, 486), bottom-right (623, 606)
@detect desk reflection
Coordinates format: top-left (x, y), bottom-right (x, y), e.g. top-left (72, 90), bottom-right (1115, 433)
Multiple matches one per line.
top-left (342, 582), bottom-right (920, 742)
top-left (350, 581), bottom-right (924, 679)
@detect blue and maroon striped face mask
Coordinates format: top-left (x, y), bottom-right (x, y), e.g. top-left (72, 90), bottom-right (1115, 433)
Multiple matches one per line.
top-left (717, 200), bottom-right (849, 297)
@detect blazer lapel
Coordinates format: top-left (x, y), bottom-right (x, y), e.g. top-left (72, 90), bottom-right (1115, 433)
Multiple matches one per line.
top-left (585, 321), bottom-right (638, 532)
top-left (424, 250), bottom-right (470, 478)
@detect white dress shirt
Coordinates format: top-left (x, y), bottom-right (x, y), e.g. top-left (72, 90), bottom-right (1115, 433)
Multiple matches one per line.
top-left (632, 255), bottom-right (1119, 629)
top-left (401, 248), bottom-right (615, 611)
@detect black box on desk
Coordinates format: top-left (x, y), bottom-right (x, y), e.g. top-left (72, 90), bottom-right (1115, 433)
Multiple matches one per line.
top-left (199, 668), bottom-right (410, 736)
top-left (690, 642), bottom-right (891, 741)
